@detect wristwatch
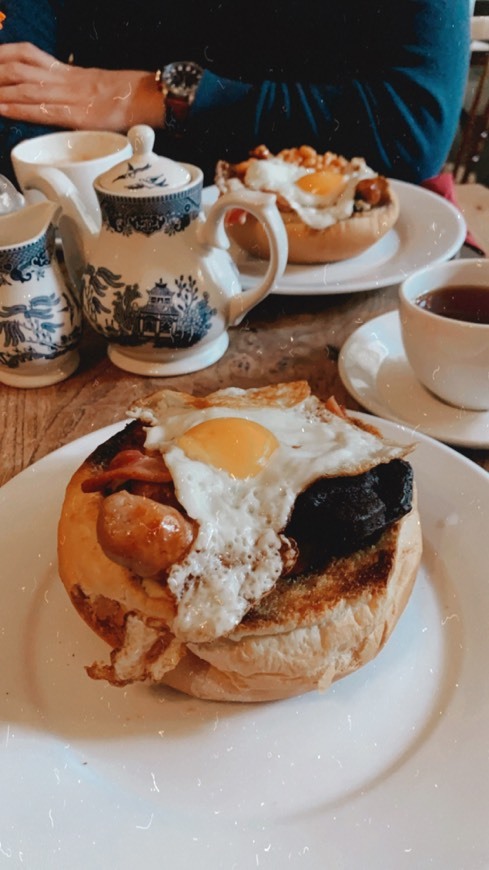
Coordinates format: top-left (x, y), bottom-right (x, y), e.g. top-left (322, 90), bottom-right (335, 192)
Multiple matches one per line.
top-left (156, 61), bottom-right (203, 137)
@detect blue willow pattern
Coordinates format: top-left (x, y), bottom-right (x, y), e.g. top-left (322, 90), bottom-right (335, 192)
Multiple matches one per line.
top-left (83, 265), bottom-right (216, 348)
top-left (0, 226), bottom-right (55, 286)
top-left (0, 226), bottom-right (81, 368)
top-left (98, 186), bottom-right (202, 237)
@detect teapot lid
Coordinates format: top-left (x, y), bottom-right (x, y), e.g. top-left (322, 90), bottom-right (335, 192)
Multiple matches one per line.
top-left (96, 125), bottom-right (191, 195)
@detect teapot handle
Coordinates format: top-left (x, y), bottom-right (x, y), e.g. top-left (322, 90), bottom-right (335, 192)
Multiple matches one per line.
top-left (198, 188), bottom-right (288, 324)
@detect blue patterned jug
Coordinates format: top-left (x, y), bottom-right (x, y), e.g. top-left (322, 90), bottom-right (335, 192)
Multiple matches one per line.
top-left (23, 125), bottom-right (288, 376)
top-left (0, 200), bottom-right (81, 387)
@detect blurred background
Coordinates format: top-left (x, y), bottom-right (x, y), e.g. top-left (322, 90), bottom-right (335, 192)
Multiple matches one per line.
top-left (449, 0), bottom-right (489, 184)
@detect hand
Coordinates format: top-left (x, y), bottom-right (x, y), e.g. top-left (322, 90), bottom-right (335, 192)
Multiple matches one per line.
top-left (0, 42), bottom-right (163, 131)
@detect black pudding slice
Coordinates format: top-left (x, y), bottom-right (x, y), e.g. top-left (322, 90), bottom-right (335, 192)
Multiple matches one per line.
top-left (284, 458), bottom-right (414, 574)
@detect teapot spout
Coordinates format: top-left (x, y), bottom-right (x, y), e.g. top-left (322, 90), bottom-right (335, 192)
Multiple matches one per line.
top-left (22, 166), bottom-right (98, 289)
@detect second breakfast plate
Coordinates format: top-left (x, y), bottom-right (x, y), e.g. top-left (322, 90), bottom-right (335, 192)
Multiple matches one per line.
top-left (338, 310), bottom-right (489, 448)
top-left (0, 417), bottom-right (488, 868)
top-left (202, 180), bottom-right (466, 295)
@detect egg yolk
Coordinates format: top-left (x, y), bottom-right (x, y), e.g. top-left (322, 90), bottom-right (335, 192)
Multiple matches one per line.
top-left (177, 417), bottom-right (279, 478)
top-left (295, 170), bottom-right (347, 198)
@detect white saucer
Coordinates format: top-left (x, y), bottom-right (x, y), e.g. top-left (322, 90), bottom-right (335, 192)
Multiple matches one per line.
top-left (107, 333), bottom-right (229, 377)
top-left (338, 310), bottom-right (489, 448)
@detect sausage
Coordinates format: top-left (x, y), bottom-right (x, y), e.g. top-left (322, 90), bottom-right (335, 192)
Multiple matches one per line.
top-left (355, 176), bottom-right (390, 207)
top-left (97, 490), bottom-right (195, 578)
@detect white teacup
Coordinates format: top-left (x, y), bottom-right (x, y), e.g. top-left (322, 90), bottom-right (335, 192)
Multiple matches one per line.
top-left (399, 259), bottom-right (489, 411)
top-left (11, 130), bottom-right (132, 223)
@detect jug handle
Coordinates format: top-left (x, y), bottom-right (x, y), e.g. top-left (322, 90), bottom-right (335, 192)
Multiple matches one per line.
top-left (198, 188), bottom-right (288, 324)
top-left (22, 166), bottom-right (98, 290)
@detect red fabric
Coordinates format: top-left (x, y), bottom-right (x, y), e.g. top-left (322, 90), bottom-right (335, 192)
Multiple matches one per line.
top-left (421, 172), bottom-right (486, 255)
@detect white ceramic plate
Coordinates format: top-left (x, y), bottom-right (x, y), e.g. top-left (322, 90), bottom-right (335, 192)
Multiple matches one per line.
top-left (339, 310), bottom-right (489, 448)
top-left (202, 181), bottom-right (466, 295)
top-left (1, 419), bottom-right (488, 868)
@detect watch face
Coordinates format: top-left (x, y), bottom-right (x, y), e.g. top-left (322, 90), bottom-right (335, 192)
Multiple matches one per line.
top-left (163, 61), bottom-right (203, 98)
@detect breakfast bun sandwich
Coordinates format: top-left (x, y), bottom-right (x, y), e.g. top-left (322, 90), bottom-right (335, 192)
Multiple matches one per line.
top-left (215, 145), bottom-right (400, 264)
top-left (57, 382), bottom-right (421, 703)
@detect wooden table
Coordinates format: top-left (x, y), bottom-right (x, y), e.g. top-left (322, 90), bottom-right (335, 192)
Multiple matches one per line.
top-left (2, 183), bottom-right (489, 487)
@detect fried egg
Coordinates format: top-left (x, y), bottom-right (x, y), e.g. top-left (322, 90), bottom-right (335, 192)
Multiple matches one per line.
top-left (130, 383), bottom-right (409, 643)
top-left (244, 156), bottom-right (376, 230)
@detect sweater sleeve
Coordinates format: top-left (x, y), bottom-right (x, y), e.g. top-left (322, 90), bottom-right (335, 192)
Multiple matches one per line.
top-left (189, 0), bottom-right (470, 184)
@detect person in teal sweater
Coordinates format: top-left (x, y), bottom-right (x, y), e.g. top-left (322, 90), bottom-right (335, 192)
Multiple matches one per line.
top-left (0, 0), bottom-right (470, 186)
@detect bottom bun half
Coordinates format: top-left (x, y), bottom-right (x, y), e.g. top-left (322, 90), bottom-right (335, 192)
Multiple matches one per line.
top-left (58, 420), bottom-right (422, 703)
top-left (226, 191), bottom-right (400, 265)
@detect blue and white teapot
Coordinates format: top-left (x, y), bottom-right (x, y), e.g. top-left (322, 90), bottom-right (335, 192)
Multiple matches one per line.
top-left (24, 125), bottom-right (288, 375)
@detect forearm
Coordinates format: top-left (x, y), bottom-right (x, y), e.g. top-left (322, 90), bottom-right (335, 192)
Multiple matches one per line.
top-left (189, 0), bottom-right (470, 183)
top-left (190, 66), bottom-right (468, 185)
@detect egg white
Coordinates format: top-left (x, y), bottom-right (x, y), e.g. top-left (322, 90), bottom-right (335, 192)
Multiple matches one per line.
top-left (137, 390), bottom-right (408, 644)
top-left (244, 157), bottom-right (376, 230)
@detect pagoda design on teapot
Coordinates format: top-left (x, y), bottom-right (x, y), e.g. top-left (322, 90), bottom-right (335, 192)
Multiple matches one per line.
top-left (83, 265), bottom-right (216, 348)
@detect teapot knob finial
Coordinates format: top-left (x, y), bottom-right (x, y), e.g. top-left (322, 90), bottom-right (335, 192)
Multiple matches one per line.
top-left (127, 125), bottom-right (155, 157)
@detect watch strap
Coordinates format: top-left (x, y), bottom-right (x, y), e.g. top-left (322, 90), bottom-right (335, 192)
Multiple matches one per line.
top-left (155, 63), bottom-right (202, 137)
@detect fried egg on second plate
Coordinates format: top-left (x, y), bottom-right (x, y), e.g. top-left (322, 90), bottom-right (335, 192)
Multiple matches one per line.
top-left (243, 156), bottom-right (376, 230)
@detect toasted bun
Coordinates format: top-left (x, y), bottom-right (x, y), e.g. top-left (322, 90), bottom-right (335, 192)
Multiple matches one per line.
top-left (226, 191), bottom-right (400, 265)
top-left (57, 387), bottom-right (422, 703)
top-left (156, 502), bottom-right (421, 701)
top-left (215, 147), bottom-right (400, 264)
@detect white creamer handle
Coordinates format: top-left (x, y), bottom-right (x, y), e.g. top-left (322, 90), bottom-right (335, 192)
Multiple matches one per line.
top-left (198, 188), bottom-right (288, 324)
top-left (22, 166), bottom-right (99, 237)
top-left (22, 166), bottom-right (99, 290)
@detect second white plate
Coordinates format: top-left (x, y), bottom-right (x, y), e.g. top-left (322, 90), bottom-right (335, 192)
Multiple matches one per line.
top-left (338, 309), bottom-right (489, 448)
top-left (203, 180), bottom-right (466, 295)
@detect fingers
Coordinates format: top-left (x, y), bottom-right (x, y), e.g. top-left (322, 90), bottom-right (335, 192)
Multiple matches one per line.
top-left (0, 91), bottom-right (124, 130)
top-left (0, 91), bottom-right (121, 131)
top-left (0, 74), bottom-right (70, 103)
top-left (0, 57), bottom-right (162, 132)
top-left (0, 99), bottom-right (80, 128)
top-left (0, 41), bottom-right (61, 71)
top-left (0, 42), bottom-right (70, 121)
top-left (0, 60), bottom-right (79, 128)
top-left (0, 81), bottom-right (69, 105)
top-left (0, 59), bottom-right (66, 87)
top-left (0, 51), bottom-right (87, 128)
